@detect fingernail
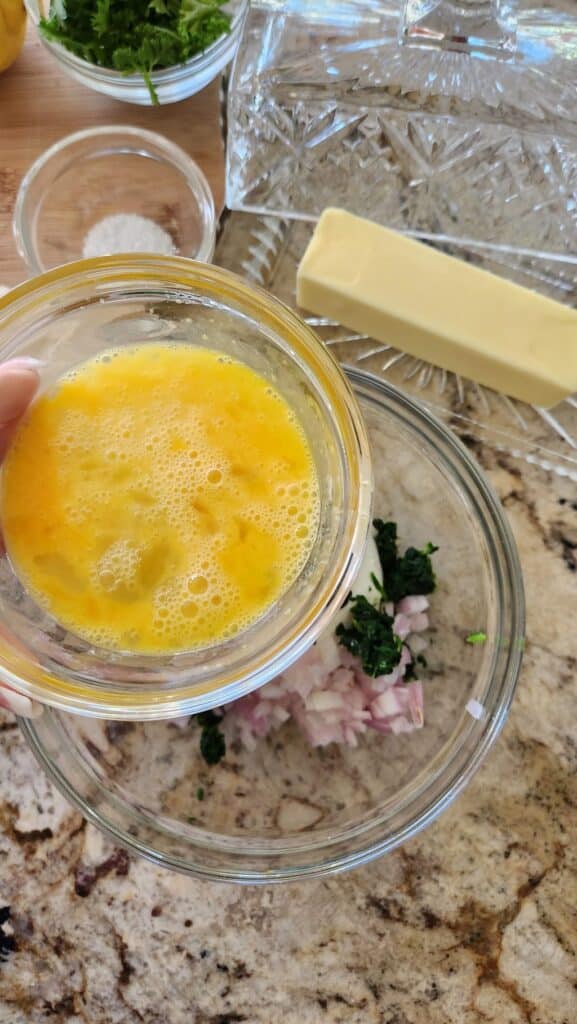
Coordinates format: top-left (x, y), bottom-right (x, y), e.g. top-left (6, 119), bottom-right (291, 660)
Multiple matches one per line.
top-left (0, 688), bottom-right (43, 719)
top-left (0, 367), bottom-right (41, 424)
top-left (4, 357), bottom-right (45, 370)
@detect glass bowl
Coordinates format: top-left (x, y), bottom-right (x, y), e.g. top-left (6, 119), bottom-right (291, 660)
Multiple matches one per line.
top-left (0, 256), bottom-right (372, 718)
top-left (24, 0), bottom-right (248, 106)
top-left (21, 370), bottom-right (524, 882)
top-left (13, 126), bottom-right (216, 277)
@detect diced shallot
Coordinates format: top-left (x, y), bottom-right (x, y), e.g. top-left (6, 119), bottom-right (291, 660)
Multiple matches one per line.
top-left (396, 595), bottom-right (429, 615)
top-left (225, 592), bottom-right (430, 750)
top-left (407, 612), bottom-right (429, 633)
top-left (393, 613), bottom-right (412, 639)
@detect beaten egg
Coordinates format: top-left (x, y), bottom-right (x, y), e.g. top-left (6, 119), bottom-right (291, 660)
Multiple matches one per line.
top-left (2, 344), bottom-right (320, 654)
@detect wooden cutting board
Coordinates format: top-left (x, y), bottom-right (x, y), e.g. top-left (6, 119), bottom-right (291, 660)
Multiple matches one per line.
top-left (0, 25), bottom-right (225, 288)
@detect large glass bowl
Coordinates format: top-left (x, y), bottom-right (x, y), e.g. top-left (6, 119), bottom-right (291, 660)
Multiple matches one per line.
top-left (0, 257), bottom-right (371, 718)
top-left (21, 370), bottom-right (524, 882)
top-left (25, 0), bottom-right (248, 105)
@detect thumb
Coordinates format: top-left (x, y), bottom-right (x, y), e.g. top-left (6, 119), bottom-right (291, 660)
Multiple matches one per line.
top-left (0, 360), bottom-right (42, 462)
top-left (0, 360), bottom-right (42, 426)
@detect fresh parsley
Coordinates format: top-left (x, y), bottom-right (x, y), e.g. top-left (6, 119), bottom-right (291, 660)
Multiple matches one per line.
top-left (373, 518), bottom-right (438, 603)
top-left (40, 0), bottom-right (232, 104)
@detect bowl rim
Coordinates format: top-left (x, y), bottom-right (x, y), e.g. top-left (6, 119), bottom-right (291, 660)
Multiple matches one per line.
top-left (12, 124), bottom-right (217, 276)
top-left (24, 0), bottom-right (249, 87)
top-left (0, 255), bottom-right (372, 719)
top-left (19, 368), bottom-right (526, 884)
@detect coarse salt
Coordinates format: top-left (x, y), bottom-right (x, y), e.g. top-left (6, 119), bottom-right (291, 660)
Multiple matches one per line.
top-left (82, 213), bottom-right (175, 259)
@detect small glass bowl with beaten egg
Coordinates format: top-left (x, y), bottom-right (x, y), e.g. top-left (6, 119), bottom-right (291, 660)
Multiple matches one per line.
top-left (0, 257), bottom-right (372, 719)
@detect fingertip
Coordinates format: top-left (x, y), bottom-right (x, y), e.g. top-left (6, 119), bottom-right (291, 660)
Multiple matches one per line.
top-left (0, 365), bottom-right (40, 427)
top-left (5, 358), bottom-right (45, 372)
top-left (0, 687), bottom-right (43, 719)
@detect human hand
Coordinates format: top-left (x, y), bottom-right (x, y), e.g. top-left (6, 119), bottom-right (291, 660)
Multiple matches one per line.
top-left (0, 359), bottom-right (43, 719)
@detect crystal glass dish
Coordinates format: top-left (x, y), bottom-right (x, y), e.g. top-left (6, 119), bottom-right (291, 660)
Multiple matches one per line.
top-left (25, 0), bottom-right (248, 106)
top-left (13, 127), bottom-right (216, 277)
top-left (20, 370), bottom-right (525, 882)
top-left (227, 0), bottom-right (577, 264)
top-left (0, 256), bottom-right (371, 718)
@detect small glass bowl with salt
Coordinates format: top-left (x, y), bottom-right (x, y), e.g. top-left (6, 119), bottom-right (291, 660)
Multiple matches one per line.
top-left (13, 126), bottom-right (216, 277)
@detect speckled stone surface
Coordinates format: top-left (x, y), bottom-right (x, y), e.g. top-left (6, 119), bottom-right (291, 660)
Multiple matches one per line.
top-left (1, 445), bottom-right (577, 1024)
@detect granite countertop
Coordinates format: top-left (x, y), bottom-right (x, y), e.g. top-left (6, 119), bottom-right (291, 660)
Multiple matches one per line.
top-left (0, 443), bottom-right (576, 1024)
top-left (4, 23), bottom-right (576, 1024)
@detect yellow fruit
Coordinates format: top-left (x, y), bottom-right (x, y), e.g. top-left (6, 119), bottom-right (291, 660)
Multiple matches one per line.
top-left (0, 0), bottom-right (26, 73)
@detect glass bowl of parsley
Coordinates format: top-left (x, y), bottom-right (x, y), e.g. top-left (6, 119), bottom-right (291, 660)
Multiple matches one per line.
top-left (25, 0), bottom-right (248, 105)
top-left (20, 369), bottom-right (525, 883)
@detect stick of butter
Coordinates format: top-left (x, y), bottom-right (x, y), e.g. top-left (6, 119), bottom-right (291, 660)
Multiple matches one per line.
top-left (296, 208), bottom-right (577, 408)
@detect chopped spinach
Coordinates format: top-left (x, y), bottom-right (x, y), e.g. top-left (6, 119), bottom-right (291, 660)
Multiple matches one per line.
top-left (194, 710), bottom-right (226, 765)
top-left (373, 518), bottom-right (438, 603)
top-left (336, 594), bottom-right (403, 678)
top-left (337, 520), bottom-right (438, 679)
